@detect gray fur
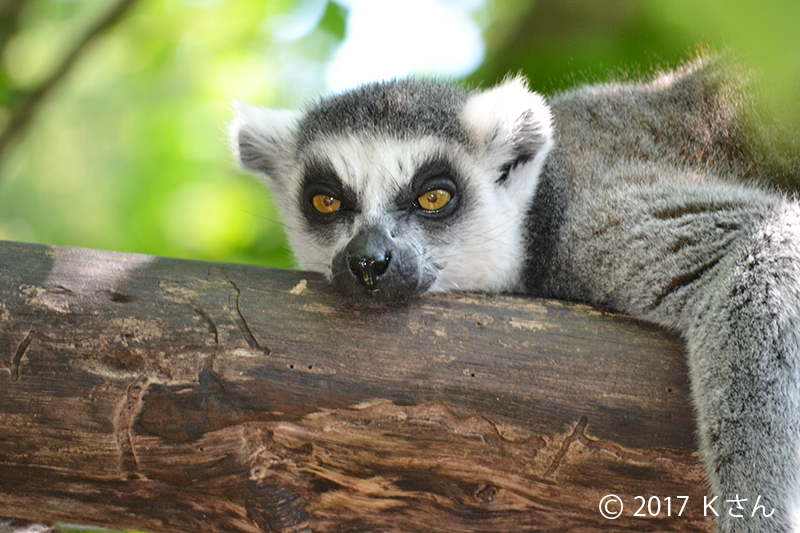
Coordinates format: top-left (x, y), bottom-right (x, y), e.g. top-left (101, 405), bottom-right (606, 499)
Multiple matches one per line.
top-left (232, 57), bottom-right (800, 532)
top-left (296, 78), bottom-right (472, 149)
top-left (528, 61), bottom-right (800, 532)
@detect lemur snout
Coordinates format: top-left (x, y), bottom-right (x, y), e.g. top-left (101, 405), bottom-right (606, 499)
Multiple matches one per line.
top-left (329, 224), bottom-right (424, 302)
top-left (345, 228), bottom-right (394, 288)
top-left (348, 251), bottom-right (392, 287)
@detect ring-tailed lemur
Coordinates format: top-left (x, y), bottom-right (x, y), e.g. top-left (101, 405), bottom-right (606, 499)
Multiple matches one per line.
top-left (231, 58), bottom-right (800, 532)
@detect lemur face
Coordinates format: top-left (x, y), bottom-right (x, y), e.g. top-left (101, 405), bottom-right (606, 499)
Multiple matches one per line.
top-left (231, 78), bottom-right (553, 303)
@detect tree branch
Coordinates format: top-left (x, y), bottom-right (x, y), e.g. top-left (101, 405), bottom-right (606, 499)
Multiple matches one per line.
top-left (0, 0), bottom-right (30, 55)
top-left (0, 0), bottom-right (142, 166)
top-left (0, 240), bottom-right (711, 532)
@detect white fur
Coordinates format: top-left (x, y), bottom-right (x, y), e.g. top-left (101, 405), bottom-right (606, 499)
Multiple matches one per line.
top-left (462, 77), bottom-right (551, 143)
top-left (282, 134), bottom-right (542, 293)
top-left (462, 77), bottom-right (552, 155)
top-left (229, 102), bottom-right (301, 182)
top-left (231, 80), bottom-right (555, 295)
top-left (461, 76), bottom-right (554, 220)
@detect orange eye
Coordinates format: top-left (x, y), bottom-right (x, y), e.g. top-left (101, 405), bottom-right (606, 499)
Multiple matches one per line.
top-left (312, 194), bottom-right (341, 214)
top-left (417, 189), bottom-right (452, 211)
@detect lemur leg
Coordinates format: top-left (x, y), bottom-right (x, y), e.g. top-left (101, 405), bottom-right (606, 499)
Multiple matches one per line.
top-left (686, 202), bottom-right (800, 533)
top-left (555, 176), bottom-right (800, 532)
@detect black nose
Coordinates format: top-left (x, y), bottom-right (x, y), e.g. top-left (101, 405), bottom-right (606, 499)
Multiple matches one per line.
top-left (345, 228), bottom-right (394, 288)
top-left (349, 250), bottom-right (392, 287)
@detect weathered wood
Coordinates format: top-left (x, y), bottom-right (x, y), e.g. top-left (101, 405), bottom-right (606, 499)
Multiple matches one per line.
top-left (0, 240), bottom-right (711, 532)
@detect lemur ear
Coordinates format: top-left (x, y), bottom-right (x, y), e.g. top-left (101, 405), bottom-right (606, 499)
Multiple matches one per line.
top-left (229, 102), bottom-right (301, 182)
top-left (461, 76), bottom-right (553, 172)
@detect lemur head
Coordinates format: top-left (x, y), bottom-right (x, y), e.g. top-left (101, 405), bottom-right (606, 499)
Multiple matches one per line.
top-left (231, 77), bottom-right (553, 303)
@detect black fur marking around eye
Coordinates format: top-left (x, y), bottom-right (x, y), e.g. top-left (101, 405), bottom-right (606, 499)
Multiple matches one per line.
top-left (394, 157), bottom-right (464, 225)
top-left (301, 160), bottom-right (358, 225)
top-left (409, 158), bottom-right (460, 194)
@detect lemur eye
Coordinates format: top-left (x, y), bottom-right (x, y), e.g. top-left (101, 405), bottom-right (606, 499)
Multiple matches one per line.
top-left (312, 194), bottom-right (341, 214)
top-left (417, 189), bottom-right (452, 211)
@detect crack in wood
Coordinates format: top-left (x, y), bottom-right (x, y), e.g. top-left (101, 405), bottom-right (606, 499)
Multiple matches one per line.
top-left (9, 330), bottom-right (68, 382)
top-left (225, 277), bottom-right (268, 355)
top-left (115, 375), bottom-right (148, 478)
top-left (543, 416), bottom-right (673, 479)
top-left (194, 307), bottom-right (220, 349)
top-left (158, 268), bottom-right (270, 356)
top-left (544, 416), bottom-right (589, 478)
top-left (46, 285), bottom-right (75, 295)
top-left (194, 307), bottom-right (222, 375)
top-left (579, 432), bottom-right (671, 465)
top-left (10, 330), bottom-right (34, 382)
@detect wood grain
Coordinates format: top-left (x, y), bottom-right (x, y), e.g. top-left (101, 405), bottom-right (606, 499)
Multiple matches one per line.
top-left (0, 240), bottom-right (712, 532)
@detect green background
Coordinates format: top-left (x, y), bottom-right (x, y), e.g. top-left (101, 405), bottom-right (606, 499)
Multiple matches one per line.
top-left (1, 0), bottom-right (799, 272)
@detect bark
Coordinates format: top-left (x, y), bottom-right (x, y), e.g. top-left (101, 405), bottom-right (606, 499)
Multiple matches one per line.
top-left (0, 240), bottom-right (711, 532)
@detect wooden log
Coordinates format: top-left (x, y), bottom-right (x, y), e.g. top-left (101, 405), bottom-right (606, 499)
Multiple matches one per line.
top-left (0, 240), bottom-right (711, 532)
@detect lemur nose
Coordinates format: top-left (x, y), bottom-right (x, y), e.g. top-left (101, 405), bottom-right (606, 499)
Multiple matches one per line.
top-left (349, 251), bottom-right (392, 287)
top-left (345, 227), bottom-right (394, 288)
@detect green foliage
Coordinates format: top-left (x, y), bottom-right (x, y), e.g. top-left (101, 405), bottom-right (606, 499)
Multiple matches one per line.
top-left (0, 0), bottom-right (334, 268)
top-left (0, 0), bottom-right (798, 274)
top-left (319, 0), bottom-right (348, 42)
top-left (473, 0), bottom-right (800, 121)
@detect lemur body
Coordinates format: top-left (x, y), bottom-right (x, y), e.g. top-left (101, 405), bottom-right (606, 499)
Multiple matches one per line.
top-left (232, 59), bottom-right (800, 532)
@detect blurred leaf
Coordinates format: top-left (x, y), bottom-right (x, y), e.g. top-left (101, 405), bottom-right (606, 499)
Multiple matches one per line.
top-left (319, 0), bottom-right (348, 41)
top-left (474, 0), bottom-right (800, 125)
